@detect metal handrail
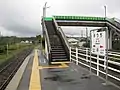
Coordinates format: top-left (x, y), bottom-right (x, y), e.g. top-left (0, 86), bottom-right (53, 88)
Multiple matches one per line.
top-left (42, 19), bottom-right (51, 53)
top-left (114, 18), bottom-right (120, 23)
top-left (58, 27), bottom-right (70, 49)
top-left (53, 18), bottom-right (70, 50)
top-left (106, 18), bottom-right (120, 36)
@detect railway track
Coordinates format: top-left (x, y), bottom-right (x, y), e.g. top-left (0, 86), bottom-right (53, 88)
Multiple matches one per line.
top-left (0, 48), bottom-right (33, 90)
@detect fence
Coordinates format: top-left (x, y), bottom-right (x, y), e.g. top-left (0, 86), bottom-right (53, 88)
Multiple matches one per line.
top-left (70, 47), bottom-right (120, 87)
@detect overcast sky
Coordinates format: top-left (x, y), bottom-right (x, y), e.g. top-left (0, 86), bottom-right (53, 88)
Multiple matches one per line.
top-left (0, 0), bottom-right (120, 37)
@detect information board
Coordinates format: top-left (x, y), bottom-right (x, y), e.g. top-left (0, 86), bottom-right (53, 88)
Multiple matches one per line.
top-left (91, 30), bottom-right (106, 55)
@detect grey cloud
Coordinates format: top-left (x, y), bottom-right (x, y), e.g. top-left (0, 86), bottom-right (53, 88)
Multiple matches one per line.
top-left (0, 0), bottom-right (120, 37)
top-left (0, 0), bottom-right (41, 36)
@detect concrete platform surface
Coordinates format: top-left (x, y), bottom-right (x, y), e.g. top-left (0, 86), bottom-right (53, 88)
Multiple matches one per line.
top-left (16, 49), bottom-right (120, 90)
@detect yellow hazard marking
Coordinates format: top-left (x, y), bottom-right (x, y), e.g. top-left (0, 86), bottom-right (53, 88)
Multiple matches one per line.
top-left (29, 50), bottom-right (69, 90)
top-left (38, 63), bottom-right (69, 69)
top-left (61, 63), bottom-right (68, 67)
top-left (29, 50), bottom-right (41, 90)
top-left (51, 61), bottom-right (71, 64)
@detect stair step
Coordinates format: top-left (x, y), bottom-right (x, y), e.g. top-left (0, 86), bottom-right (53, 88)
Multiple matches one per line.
top-left (52, 56), bottom-right (67, 59)
top-left (51, 49), bottom-right (64, 50)
top-left (51, 49), bottom-right (65, 52)
top-left (52, 53), bottom-right (66, 56)
top-left (51, 47), bottom-right (63, 49)
top-left (52, 58), bottom-right (68, 61)
top-left (51, 47), bottom-right (64, 49)
top-left (51, 51), bottom-right (66, 54)
top-left (51, 51), bottom-right (66, 53)
top-left (51, 44), bottom-right (62, 45)
top-left (52, 54), bottom-right (67, 57)
top-left (51, 46), bottom-right (63, 47)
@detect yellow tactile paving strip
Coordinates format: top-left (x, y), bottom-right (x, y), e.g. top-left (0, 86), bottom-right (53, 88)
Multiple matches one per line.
top-left (29, 49), bottom-right (69, 90)
top-left (29, 50), bottom-right (41, 90)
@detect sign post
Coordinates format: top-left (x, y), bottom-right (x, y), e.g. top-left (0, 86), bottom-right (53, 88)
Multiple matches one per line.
top-left (90, 28), bottom-right (108, 79)
top-left (105, 27), bottom-right (109, 85)
top-left (91, 29), bottom-right (106, 55)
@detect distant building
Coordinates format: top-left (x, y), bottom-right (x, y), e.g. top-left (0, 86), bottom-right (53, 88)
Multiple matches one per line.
top-left (30, 41), bottom-right (32, 43)
top-left (67, 37), bottom-right (87, 47)
top-left (25, 40), bottom-right (29, 43)
top-left (78, 41), bottom-right (86, 47)
top-left (20, 40), bottom-right (32, 44)
top-left (68, 38), bottom-right (79, 45)
top-left (21, 41), bottom-right (25, 43)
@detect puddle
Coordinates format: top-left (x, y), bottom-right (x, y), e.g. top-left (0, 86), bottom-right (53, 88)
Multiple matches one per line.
top-left (44, 74), bottom-right (74, 83)
top-left (81, 76), bottom-right (90, 79)
top-left (70, 81), bottom-right (82, 85)
top-left (44, 75), bottom-right (59, 81)
top-left (49, 70), bottom-right (65, 73)
top-left (81, 73), bottom-right (90, 79)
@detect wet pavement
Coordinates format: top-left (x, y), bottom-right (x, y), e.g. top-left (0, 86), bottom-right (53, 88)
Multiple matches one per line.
top-left (40, 63), bottom-right (120, 90)
top-left (17, 49), bottom-right (120, 90)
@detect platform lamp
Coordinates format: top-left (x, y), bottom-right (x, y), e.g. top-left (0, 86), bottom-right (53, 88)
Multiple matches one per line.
top-left (103, 5), bottom-right (109, 86)
top-left (104, 6), bottom-right (106, 19)
top-left (41, 2), bottom-right (50, 52)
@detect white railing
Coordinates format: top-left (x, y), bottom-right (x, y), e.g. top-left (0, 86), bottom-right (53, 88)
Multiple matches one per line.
top-left (58, 27), bottom-right (70, 49)
top-left (42, 19), bottom-right (51, 53)
top-left (70, 47), bottom-right (120, 87)
top-left (106, 18), bottom-right (120, 36)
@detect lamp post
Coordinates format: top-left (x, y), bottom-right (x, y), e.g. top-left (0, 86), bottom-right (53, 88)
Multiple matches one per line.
top-left (41, 2), bottom-right (50, 51)
top-left (86, 27), bottom-right (88, 44)
top-left (6, 44), bottom-right (8, 56)
top-left (43, 2), bottom-right (47, 18)
top-left (43, 2), bottom-right (50, 18)
top-left (104, 6), bottom-right (106, 19)
top-left (103, 5), bottom-right (109, 85)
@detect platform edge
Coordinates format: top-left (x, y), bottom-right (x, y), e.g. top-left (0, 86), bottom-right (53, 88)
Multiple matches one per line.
top-left (5, 53), bottom-right (32, 90)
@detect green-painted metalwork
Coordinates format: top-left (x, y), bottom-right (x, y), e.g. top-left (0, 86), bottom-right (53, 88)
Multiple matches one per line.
top-left (53, 16), bottom-right (105, 21)
top-left (44, 17), bottom-right (53, 21)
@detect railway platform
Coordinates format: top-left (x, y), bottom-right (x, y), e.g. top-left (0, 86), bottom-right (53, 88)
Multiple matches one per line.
top-left (5, 49), bottom-right (120, 90)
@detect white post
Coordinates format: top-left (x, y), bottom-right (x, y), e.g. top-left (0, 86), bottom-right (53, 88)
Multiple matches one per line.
top-left (104, 55), bottom-right (106, 70)
top-left (6, 44), bottom-right (8, 56)
top-left (105, 27), bottom-right (109, 84)
top-left (109, 30), bottom-right (112, 49)
top-left (45, 37), bottom-right (48, 59)
top-left (86, 48), bottom-right (88, 62)
top-left (89, 30), bottom-right (92, 75)
top-left (76, 47), bottom-right (78, 65)
top-left (97, 54), bottom-right (99, 76)
top-left (70, 47), bottom-right (71, 62)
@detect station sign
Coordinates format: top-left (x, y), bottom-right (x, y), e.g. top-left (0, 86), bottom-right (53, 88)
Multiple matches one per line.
top-left (91, 29), bottom-right (106, 55)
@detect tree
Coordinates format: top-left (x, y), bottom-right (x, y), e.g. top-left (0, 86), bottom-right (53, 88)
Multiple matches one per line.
top-left (36, 35), bottom-right (42, 43)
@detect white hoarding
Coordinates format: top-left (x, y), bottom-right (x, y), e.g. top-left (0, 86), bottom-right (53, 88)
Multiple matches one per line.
top-left (91, 30), bottom-right (106, 55)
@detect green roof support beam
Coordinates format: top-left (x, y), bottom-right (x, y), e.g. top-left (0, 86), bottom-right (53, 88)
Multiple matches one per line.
top-left (53, 15), bottom-right (105, 21)
top-left (44, 17), bottom-right (53, 21)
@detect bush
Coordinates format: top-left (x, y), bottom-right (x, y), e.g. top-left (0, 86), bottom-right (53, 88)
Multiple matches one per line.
top-left (0, 45), bottom-right (7, 54)
top-left (83, 42), bottom-right (90, 48)
top-left (42, 37), bottom-right (45, 49)
top-left (8, 45), bottom-right (17, 50)
top-left (112, 40), bottom-right (120, 50)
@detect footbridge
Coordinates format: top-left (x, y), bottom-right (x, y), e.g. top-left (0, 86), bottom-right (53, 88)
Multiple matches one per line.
top-left (42, 15), bottom-right (120, 63)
